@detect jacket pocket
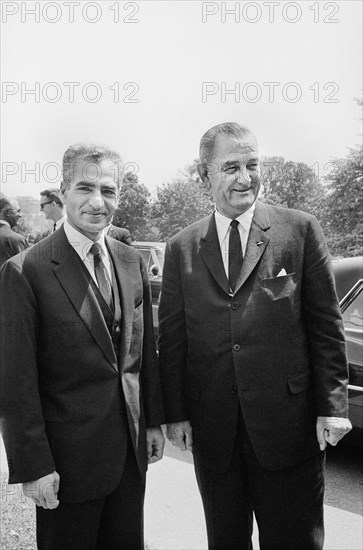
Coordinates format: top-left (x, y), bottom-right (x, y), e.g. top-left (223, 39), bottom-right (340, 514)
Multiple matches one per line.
top-left (262, 273), bottom-right (296, 301)
top-left (288, 372), bottom-right (311, 394)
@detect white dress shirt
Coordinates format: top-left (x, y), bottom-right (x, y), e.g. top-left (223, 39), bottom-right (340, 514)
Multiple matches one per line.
top-left (214, 202), bottom-right (256, 279)
top-left (63, 221), bottom-right (112, 286)
top-left (54, 215), bottom-right (66, 231)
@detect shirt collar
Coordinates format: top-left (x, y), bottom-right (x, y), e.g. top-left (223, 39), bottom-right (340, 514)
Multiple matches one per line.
top-left (55, 215), bottom-right (66, 230)
top-left (215, 201), bottom-right (256, 242)
top-left (63, 220), bottom-right (108, 261)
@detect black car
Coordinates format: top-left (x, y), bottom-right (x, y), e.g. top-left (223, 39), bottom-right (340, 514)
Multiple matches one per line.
top-left (133, 242), bottom-right (165, 336)
top-left (332, 256), bottom-right (363, 436)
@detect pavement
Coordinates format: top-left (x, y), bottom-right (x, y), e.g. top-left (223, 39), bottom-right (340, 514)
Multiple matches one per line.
top-left (1, 437), bottom-right (362, 549)
top-left (144, 453), bottom-right (363, 550)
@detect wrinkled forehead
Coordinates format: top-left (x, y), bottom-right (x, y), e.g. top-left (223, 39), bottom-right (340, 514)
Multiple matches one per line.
top-left (213, 134), bottom-right (259, 160)
top-left (71, 158), bottom-right (121, 185)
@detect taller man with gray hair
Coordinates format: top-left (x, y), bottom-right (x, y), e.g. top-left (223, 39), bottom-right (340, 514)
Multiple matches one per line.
top-left (158, 122), bottom-right (351, 549)
top-left (0, 143), bottom-right (165, 550)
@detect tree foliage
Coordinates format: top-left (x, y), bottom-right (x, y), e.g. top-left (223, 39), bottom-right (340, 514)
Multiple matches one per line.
top-left (151, 160), bottom-right (214, 240)
top-left (260, 156), bottom-right (326, 219)
top-left (323, 146), bottom-right (363, 257)
top-left (112, 171), bottom-right (153, 241)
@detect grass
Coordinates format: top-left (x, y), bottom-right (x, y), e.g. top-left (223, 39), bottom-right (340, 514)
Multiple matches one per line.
top-left (0, 473), bottom-right (153, 549)
top-left (0, 473), bottom-right (36, 549)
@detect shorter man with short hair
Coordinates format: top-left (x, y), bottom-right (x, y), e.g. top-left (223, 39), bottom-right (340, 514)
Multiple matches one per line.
top-left (107, 223), bottom-right (132, 245)
top-left (0, 197), bottom-right (28, 268)
top-left (37, 188), bottom-right (66, 240)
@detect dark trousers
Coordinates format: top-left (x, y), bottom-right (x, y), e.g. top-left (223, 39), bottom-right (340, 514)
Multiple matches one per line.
top-left (36, 442), bottom-right (145, 550)
top-left (194, 412), bottom-right (325, 550)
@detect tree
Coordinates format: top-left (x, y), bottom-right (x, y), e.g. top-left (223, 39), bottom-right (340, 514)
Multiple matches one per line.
top-left (151, 160), bottom-right (214, 240)
top-left (112, 171), bottom-right (153, 241)
top-left (260, 156), bottom-right (326, 218)
top-left (323, 146), bottom-right (363, 257)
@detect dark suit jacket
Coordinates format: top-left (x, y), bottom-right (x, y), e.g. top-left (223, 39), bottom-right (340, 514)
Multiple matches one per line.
top-left (108, 225), bottom-right (132, 245)
top-left (158, 201), bottom-right (348, 472)
top-left (0, 224), bottom-right (28, 268)
top-left (0, 227), bottom-right (164, 503)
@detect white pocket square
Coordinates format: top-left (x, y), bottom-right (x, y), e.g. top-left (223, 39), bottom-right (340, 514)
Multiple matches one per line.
top-left (276, 268), bottom-right (287, 277)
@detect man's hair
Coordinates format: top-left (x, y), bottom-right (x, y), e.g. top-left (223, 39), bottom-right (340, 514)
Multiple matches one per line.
top-left (40, 188), bottom-right (63, 205)
top-left (199, 122), bottom-right (257, 166)
top-left (0, 197), bottom-right (12, 214)
top-left (62, 143), bottom-right (123, 189)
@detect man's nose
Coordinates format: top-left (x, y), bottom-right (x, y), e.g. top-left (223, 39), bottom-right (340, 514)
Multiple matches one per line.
top-left (236, 168), bottom-right (250, 183)
top-left (88, 191), bottom-right (104, 208)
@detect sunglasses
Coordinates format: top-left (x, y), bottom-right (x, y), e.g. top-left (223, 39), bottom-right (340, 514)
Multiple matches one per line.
top-left (40, 202), bottom-right (54, 210)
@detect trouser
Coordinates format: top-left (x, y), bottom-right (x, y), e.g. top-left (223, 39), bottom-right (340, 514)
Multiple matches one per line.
top-left (194, 411), bottom-right (325, 550)
top-left (36, 441), bottom-right (145, 550)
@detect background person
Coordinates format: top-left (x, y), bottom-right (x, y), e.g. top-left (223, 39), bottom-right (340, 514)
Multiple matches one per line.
top-left (36, 188), bottom-right (67, 241)
top-left (0, 143), bottom-right (165, 550)
top-left (158, 122), bottom-right (352, 550)
top-left (0, 197), bottom-right (28, 268)
top-left (106, 222), bottom-right (132, 245)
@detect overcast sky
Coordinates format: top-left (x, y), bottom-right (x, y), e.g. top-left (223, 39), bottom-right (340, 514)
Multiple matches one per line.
top-left (1, 0), bottom-right (362, 198)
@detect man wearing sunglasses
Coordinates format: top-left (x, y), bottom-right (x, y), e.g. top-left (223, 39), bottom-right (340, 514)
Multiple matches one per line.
top-left (36, 188), bottom-right (67, 241)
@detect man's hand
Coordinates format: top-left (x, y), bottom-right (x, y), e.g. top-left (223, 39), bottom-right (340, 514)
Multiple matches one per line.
top-left (316, 416), bottom-right (352, 451)
top-left (146, 427), bottom-right (165, 464)
top-left (166, 421), bottom-right (193, 451)
top-left (23, 471), bottom-right (60, 509)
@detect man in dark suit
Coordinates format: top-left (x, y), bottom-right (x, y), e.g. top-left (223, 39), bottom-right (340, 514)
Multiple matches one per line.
top-left (34, 188), bottom-right (67, 242)
top-left (107, 223), bottom-right (132, 245)
top-left (0, 197), bottom-right (28, 267)
top-left (158, 123), bottom-right (351, 550)
top-left (0, 143), bottom-right (165, 550)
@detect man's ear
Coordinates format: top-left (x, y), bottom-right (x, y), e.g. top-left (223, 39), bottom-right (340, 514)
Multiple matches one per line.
top-left (197, 162), bottom-right (210, 187)
top-left (60, 182), bottom-right (66, 199)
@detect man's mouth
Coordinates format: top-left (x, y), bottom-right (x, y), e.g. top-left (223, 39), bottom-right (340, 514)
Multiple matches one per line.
top-left (231, 187), bottom-right (251, 193)
top-left (85, 212), bottom-right (107, 219)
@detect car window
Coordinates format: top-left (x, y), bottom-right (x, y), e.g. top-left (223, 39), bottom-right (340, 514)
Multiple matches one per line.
top-left (155, 249), bottom-right (164, 272)
top-left (343, 285), bottom-right (363, 376)
top-left (343, 287), bottom-right (363, 331)
top-left (139, 249), bottom-right (152, 270)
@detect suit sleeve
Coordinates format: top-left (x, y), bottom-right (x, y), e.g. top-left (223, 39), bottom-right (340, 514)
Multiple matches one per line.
top-left (158, 240), bottom-right (189, 423)
top-left (121, 229), bottom-right (132, 246)
top-left (139, 257), bottom-right (165, 427)
top-left (0, 259), bottom-right (56, 483)
top-left (301, 216), bottom-right (349, 417)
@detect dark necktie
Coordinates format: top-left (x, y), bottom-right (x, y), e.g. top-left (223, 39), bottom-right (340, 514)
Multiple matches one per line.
top-left (89, 243), bottom-right (113, 310)
top-left (228, 220), bottom-right (243, 292)
top-left (53, 222), bottom-right (57, 232)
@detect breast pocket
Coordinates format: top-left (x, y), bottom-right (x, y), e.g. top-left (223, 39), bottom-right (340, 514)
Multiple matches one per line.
top-left (262, 273), bottom-right (297, 301)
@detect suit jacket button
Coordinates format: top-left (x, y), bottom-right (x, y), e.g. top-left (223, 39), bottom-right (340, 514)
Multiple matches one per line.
top-left (233, 344), bottom-right (241, 352)
top-left (232, 384), bottom-right (237, 394)
top-left (231, 302), bottom-right (239, 310)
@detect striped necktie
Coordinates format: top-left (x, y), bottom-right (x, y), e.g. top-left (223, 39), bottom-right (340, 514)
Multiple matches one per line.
top-left (89, 243), bottom-right (113, 310)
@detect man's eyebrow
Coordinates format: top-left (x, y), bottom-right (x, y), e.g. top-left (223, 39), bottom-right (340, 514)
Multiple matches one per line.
top-left (222, 160), bottom-right (239, 168)
top-left (74, 180), bottom-right (94, 187)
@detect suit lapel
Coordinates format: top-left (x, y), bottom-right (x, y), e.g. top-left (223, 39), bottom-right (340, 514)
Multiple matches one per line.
top-left (234, 201), bottom-right (270, 293)
top-left (50, 228), bottom-right (118, 372)
top-left (201, 214), bottom-right (230, 295)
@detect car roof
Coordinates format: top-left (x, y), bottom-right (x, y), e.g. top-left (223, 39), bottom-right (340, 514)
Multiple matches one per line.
top-left (332, 256), bottom-right (363, 300)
